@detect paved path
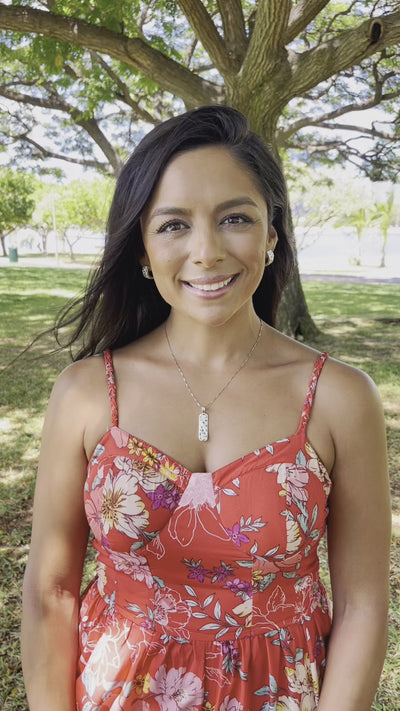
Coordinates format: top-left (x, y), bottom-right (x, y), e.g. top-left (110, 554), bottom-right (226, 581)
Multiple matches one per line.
top-left (301, 272), bottom-right (400, 284)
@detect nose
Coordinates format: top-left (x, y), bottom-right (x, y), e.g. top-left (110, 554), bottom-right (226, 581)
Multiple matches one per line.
top-left (190, 221), bottom-right (225, 267)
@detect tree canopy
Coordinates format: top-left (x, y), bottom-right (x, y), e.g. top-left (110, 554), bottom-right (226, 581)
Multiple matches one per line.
top-left (0, 168), bottom-right (35, 255)
top-left (0, 1), bottom-right (399, 179)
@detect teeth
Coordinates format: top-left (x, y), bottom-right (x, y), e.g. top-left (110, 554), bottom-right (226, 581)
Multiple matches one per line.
top-left (189, 277), bottom-right (233, 291)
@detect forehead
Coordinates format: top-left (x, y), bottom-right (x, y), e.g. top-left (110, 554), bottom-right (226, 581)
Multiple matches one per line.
top-left (148, 146), bottom-right (265, 207)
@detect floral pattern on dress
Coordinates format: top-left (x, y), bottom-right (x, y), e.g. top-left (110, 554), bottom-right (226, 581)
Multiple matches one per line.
top-left (76, 350), bottom-right (331, 711)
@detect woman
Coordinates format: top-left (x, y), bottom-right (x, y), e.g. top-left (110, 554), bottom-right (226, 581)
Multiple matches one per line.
top-left (22, 106), bottom-right (391, 711)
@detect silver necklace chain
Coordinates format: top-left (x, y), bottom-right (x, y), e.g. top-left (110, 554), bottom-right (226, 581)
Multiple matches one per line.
top-left (164, 318), bottom-right (263, 441)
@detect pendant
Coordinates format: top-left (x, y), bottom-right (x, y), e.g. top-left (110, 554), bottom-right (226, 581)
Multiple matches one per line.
top-left (198, 408), bottom-right (209, 442)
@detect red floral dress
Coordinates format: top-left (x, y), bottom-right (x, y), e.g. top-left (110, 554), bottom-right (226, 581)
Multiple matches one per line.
top-left (77, 350), bottom-right (332, 711)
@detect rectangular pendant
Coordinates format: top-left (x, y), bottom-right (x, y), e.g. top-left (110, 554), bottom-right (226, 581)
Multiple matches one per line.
top-left (198, 410), bottom-right (209, 442)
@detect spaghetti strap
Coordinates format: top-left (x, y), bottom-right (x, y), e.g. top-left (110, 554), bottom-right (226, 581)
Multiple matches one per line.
top-left (103, 350), bottom-right (118, 427)
top-left (299, 352), bottom-right (328, 430)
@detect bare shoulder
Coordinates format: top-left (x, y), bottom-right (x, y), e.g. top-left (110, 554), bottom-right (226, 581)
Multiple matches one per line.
top-left (47, 354), bottom-right (108, 421)
top-left (320, 355), bottom-right (382, 409)
top-left (316, 355), bottom-right (385, 445)
top-left (272, 326), bottom-right (380, 405)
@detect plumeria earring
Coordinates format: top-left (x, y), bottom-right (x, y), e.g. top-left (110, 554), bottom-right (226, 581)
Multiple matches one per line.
top-left (142, 265), bottom-right (154, 279)
top-left (265, 249), bottom-right (275, 266)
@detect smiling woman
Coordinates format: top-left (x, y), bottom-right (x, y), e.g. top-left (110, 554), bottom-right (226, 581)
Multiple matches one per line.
top-left (21, 106), bottom-right (391, 711)
top-left (139, 147), bottom-right (277, 332)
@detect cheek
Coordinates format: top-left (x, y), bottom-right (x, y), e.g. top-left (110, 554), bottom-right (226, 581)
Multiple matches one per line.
top-left (145, 238), bottom-right (184, 268)
top-left (239, 240), bottom-right (266, 266)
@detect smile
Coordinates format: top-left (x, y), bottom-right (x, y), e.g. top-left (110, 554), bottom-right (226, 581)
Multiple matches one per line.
top-left (184, 275), bottom-right (237, 292)
top-left (189, 276), bottom-right (235, 291)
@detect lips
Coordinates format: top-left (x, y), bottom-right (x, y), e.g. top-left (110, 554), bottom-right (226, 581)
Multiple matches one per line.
top-left (183, 275), bottom-right (237, 292)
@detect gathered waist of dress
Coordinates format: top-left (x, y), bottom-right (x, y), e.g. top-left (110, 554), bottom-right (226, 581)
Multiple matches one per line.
top-left (90, 555), bottom-right (331, 643)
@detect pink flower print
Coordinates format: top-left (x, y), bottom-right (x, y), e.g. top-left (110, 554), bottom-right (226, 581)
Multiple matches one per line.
top-left (101, 470), bottom-right (149, 539)
top-left (110, 426), bottom-right (129, 448)
top-left (85, 485), bottom-right (104, 540)
top-left (305, 442), bottom-right (332, 496)
top-left (81, 625), bottom-right (127, 700)
top-left (150, 587), bottom-right (191, 640)
top-left (220, 696), bottom-right (244, 711)
top-left (267, 463), bottom-right (309, 505)
top-left (149, 665), bottom-right (203, 710)
top-left (225, 522), bottom-right (250, 548)
top-left (168, 473), bottom-right (230, 548)
top-left (110, 549), bottom-right (154, 588)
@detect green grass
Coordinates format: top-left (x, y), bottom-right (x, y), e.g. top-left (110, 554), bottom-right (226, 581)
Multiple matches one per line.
top-left (302, 280), bottom-right (400, 320)
top-left (0, 267), bottom-right (399, 710)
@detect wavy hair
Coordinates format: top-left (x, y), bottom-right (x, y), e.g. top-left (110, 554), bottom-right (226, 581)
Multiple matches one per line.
top-left (55, 106), bottom-right (294, 359)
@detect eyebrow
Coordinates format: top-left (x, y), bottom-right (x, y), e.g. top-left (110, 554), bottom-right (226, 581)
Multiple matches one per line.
top-left (148, 196), bottom-right (259, 221)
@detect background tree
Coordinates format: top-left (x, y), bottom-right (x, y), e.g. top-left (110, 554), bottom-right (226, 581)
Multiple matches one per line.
top-left (335, 205), bottom-right (373, 266)
top-left (35, 178), bottom-right (113, 259)
top-left (0, 169), bottom-right (35, 256)
top-left (371, 189), bottom-right (398, 267)
top-left (0, 0), bottom-right (399, 335)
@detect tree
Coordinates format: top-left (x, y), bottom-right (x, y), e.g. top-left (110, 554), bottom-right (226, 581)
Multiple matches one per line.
top-left (0, 1), bottom-right (399, 335)
top-left (35, 178), bottom-right (113, 258)
top-left (336, 205), bottom-right (373, 266)
top-left (0, 168), bottom-right (35, 256)
top-left (371, 189), bottom-right (398, 267)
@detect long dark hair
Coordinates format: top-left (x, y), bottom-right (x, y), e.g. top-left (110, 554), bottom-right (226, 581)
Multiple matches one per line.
top-left (55, 106), bottom-right (293, 360)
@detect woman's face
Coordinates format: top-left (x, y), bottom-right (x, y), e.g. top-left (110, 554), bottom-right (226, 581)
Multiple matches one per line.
top-left (140, 146), bottom-right (277, 327)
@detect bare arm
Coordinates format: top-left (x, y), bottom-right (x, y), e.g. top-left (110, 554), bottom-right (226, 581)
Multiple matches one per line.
top-left (318, 363), bottom-right (391, 710)
top-left (21, 364), bottom-right (92, 711)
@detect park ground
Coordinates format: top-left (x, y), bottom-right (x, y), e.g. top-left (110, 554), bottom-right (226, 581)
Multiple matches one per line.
top-left (0, 261), bottom-right (399, 710)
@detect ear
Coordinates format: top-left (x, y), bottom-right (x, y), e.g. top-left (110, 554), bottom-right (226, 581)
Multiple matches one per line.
top-left (266, 225), bottom-right (278, 251)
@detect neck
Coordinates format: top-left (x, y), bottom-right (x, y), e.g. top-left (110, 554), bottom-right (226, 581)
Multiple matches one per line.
top-left (164, 308), bottom-right (262, 369)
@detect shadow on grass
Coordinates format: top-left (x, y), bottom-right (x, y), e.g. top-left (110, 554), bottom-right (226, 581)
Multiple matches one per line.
top-left (303, 281), bottom-right (400, 320)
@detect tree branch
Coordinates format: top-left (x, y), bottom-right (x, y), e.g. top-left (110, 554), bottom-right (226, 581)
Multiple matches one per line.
top-left (88, 51), bottom-right (160, 124)
top-left (13, 134), bottom-right (112, 173)
top-left (175, 0), bottom-right (232, 77)
top-left (287, 10), bottom-right (400, 99)
top-left (278, 91), bottom-right (399, 140)
top-left (285, 0), bottom-right (331, 45)
top-left (0, 3), bottom-right (223, 107)
top-left (216, 0), bottom-right (247, 68)
top-left (241, 0), bottom-right (291, 85)
top-left (314, 121), bottom-right (396, 141)
top-left (0, 85), bottom-right (123, 173)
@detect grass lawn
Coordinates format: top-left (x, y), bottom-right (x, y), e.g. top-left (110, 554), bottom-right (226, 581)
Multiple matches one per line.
top-left (0, 266), bottom-right (399, 710)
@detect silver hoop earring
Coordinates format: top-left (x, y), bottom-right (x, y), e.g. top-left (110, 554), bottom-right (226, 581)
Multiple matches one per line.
top-left (142, 265), bottom-right (154, 279)
top-left (265, 250), bottom-right (275, 266)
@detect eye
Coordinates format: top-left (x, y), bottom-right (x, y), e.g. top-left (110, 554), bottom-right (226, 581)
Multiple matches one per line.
top-left (156, 219), bottom-right (188, 234)
top-left (222, 213), bottom-right (254, 226)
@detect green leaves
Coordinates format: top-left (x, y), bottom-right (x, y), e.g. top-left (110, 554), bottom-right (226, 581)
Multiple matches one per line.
top-left (0, 168), bottom-right (35, 235)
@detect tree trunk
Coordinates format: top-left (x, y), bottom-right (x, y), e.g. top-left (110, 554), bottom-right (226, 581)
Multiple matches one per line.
top-left (356, 229), bottom-right (362, 266)
top-left (0, 232), bottom-right (7, 257)
top-left (243, 119), bottom-right (318, 340)
top-left (277, 250), bottom-right (319, 339)
top-left (380, 230), bottom-right (387, 268)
